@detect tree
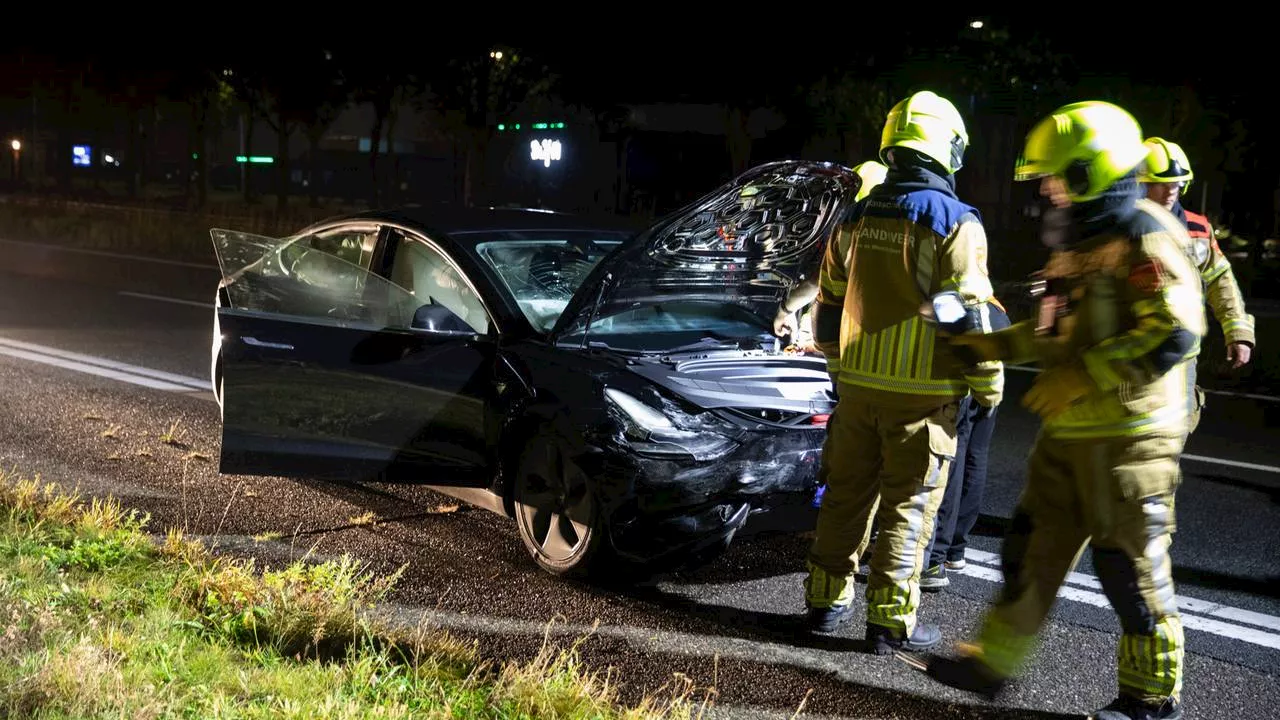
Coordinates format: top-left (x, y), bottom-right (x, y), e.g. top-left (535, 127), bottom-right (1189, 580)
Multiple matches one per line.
top-left (421, 44), bottom-right (556, 207)
top-left (166, 60), bottom-right (236, 209)
top-left (343, 51), bottom-right (422, 208)
top-left (801, 72), bottom-right (892, 166)
top-left (290, 51), bottom-right (353, 207)
top-left (98, 56), bottom-right (177, 200)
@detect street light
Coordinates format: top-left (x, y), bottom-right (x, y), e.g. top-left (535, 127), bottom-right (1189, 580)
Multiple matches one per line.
top-left (9, 139), bottom-right (20, 185)
top-left (969, 19), bottom-right (984, 29)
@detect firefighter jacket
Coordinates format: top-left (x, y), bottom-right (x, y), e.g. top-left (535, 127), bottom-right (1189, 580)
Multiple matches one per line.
top-left (1001, 199), bottom-right (1206, 439)
top-left (1180, 206), bottom-right (1256, 347)
top-left (817, 173), bottom-right (1001, 407)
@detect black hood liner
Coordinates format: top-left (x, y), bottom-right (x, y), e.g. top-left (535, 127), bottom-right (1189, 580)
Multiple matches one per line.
top-left (553, 161), bottom-right (861, 339)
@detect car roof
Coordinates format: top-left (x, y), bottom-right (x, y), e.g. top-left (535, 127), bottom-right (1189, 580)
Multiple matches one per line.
top-left (313, 204), bottom-right (644, 246)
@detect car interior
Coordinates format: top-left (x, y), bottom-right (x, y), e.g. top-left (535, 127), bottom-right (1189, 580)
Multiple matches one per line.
top-left (387, 232), bottom-right (491, 335)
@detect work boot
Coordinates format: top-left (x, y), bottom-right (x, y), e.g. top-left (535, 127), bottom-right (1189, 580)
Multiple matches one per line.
top-left (1091, 696), bottom-right (1182, 720)
top-left (920, 563), bottom-right (949, 592)
top-left (805, 603), bottom-right (854, 633)
top-left (927, 653), bottom-right (1008, 700)
top-left (866, 622), bottom-right (942, 655)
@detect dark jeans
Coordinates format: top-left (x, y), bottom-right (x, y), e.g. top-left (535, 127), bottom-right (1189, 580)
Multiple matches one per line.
top-left (925, 393), bottom-right (998, 568)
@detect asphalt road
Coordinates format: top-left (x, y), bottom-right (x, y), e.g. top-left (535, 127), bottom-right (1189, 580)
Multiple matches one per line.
top-left (1, 240), bottom-right (1277, 719)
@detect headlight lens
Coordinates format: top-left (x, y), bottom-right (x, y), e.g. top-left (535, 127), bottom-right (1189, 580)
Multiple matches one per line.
top-left (604, 388), bottom-right (739, 462)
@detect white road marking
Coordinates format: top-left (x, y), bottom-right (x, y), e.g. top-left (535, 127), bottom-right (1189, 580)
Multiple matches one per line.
top-left (0, 237), bottom-right (218, 270)
top-left (957, 549), bottom-right (1280, 650)
top-left (1006, 364), bottom-right (1280, 404)
top-left (118, 290), bottom-right (212, 308)
top-left (0, 336), bottom-right (208, 393)
top-left (1182, 454), bottom-right (1280, 475)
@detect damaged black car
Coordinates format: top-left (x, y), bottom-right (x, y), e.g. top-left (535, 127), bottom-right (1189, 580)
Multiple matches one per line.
top-left (208, 159), bottom-right (855, 580)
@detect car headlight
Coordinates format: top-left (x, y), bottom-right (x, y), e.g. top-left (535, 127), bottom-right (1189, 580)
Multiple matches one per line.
top-left (604, 387), bottom-right (739, 462)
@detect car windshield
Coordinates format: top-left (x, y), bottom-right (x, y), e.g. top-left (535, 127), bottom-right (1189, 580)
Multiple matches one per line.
top-left (556, 299), bottom-right (776, 354)
top-left (472, 232), bottom-right (630, 332)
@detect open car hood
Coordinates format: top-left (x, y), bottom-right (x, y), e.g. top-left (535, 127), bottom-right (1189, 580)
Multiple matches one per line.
top-left (552, 161), bottom-right (860, 340)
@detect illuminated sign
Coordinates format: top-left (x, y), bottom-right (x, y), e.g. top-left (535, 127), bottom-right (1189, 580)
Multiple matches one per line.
top-left (72, 145), bottom-right (91, 167)
top-left (530, 139), bottom-right (562, 167)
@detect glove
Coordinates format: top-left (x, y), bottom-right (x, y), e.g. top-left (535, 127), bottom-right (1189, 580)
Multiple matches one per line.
top-left (773, 309), bottom-right (798, 338)
top-left (1022, 363), bottom-right (1095, 420)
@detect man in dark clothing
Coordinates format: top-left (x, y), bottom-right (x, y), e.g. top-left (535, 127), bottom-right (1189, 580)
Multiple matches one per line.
top-left (919, 299), bottom-right (1010, 591)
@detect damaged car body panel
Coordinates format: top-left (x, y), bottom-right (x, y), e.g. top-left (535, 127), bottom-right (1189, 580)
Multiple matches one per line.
top-left (209, 160), bottom-right (858, 580)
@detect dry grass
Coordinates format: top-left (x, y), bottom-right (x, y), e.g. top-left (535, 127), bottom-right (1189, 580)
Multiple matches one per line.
top-left (0, 468), bottom-right (714, 718)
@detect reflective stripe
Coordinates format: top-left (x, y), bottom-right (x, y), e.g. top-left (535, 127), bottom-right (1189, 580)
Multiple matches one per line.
top-left (975, 614), bottom-right (1040, 678)
top-left (835, 316), bottom-right (969, 395)
top-left (1118, 616), bottom-right (1184, 701)
top-left (1222, 317), bottom-right (1255, 335)
top-left (1046, 390), bottom-right (1190, 439)
top-left (1202, 260), bottom-right (1231, 285)
top-left (804, 561), bottom-right (856, 609)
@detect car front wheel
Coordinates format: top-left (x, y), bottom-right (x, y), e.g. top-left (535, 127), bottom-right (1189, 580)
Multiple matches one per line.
top-left (513, 431), bottom-right (610, 578)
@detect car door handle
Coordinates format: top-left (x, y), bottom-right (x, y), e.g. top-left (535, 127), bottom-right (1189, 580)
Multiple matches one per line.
top-left (242, 336), bottom-right (295, 351)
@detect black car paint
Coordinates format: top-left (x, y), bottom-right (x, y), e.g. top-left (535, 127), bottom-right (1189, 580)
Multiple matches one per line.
top-left (214, 161), bottom-right (858, 571)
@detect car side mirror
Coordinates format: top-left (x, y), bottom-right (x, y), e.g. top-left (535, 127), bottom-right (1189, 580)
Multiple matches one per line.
top-left (411, 303), bottom-right (475, 334)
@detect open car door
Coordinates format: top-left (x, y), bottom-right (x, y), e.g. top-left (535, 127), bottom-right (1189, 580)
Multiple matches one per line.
top-left (210, 226), bottom-right (496, 486)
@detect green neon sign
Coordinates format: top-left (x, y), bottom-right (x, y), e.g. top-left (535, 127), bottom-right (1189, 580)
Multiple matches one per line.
top-left (235, 155), bottom-right (274, 164)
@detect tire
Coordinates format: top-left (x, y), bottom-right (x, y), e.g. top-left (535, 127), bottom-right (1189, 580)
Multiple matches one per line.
top-left (512, 431), bottom-right (611, 578)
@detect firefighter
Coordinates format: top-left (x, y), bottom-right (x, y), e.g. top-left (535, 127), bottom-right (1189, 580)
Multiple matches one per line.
top-left (1138, 137), bottom-right (1256, 432)
top-left (801, 90), bottom-right (1000, 655)
top-left (774, 159), bottom-right (890, 360)
top-left (932, 101), bottom-right (1204, 720)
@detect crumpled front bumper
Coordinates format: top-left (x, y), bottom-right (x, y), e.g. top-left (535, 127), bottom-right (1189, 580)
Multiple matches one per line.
top-left (593, 428), bottom-right (825, 566)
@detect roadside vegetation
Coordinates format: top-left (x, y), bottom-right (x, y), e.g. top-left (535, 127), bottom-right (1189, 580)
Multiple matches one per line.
top-left (0, 468), bottom-right (711, 719)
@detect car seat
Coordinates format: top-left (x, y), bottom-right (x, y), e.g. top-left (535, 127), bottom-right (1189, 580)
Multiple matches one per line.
top-left (390, 238), bottom-right (490, 334)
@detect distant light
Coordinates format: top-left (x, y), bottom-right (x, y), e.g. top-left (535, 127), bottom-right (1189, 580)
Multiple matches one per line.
top-left (9, 139), bottom-right (19, 151)
top-left (497, 123), bottom-right (505, 131)
top-left (490, 50), bottom-right (503, 60)
top-left (235, 155), bottom-right (274, 164)
top-left (73, 145), bottom-right (92, 167)
top-left (530, 138), bottom-right (562, 167)
top-left (970, 19), bottom-right (984, 28)
top-left (104, 154), bottom-right (115, 164)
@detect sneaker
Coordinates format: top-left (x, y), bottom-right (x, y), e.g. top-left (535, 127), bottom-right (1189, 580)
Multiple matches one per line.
top-left (866, 622), bottom-right (943, 655)
top-left (806, 604), bottom-right (854, 633)
top-left (920, 564), bottom-right (950, 592)
top-left (945, 557), bottom-right (967, 571)
top-left (1091, 696), bottom-right (1182, 720)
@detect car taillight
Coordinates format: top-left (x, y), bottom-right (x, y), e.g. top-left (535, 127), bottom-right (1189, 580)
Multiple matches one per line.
top-left (810, 414), bottom-right (830, 425)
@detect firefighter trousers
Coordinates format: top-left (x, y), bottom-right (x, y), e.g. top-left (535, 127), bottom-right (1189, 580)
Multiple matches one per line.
top-left (805, 393), bottom-right (960, 635)
top-left (971, 432), bottom-right (1185, 705)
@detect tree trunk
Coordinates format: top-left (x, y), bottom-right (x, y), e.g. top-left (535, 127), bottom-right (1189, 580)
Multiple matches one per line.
top-left (242, 109), bottom-right (256, 204)
top-left (367, 96), bottom-right (388, 207)
top-left (385, 102), bottom-right (400, 204)
top-left (462, 130), bottom-right (487, 208)
top-left (307, 128), bottom-right (324, 208)
top-left (126, 89), bottom-right (141, 199)
top-left (57, 78), bottom-right (75, 193)
top-left (276, 121), bottom-right (291, 210)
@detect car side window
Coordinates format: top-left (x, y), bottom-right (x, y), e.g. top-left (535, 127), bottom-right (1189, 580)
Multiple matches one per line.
top-left (212, 225), bottom-right (418, 329)
top-left (386, 231), bottom-right (492, 335)
top-left (277, 226), bottom-right (379, 295)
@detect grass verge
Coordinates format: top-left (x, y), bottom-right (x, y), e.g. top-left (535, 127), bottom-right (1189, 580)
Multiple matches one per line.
top-left (0, 469), bottom-right (712, 719)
